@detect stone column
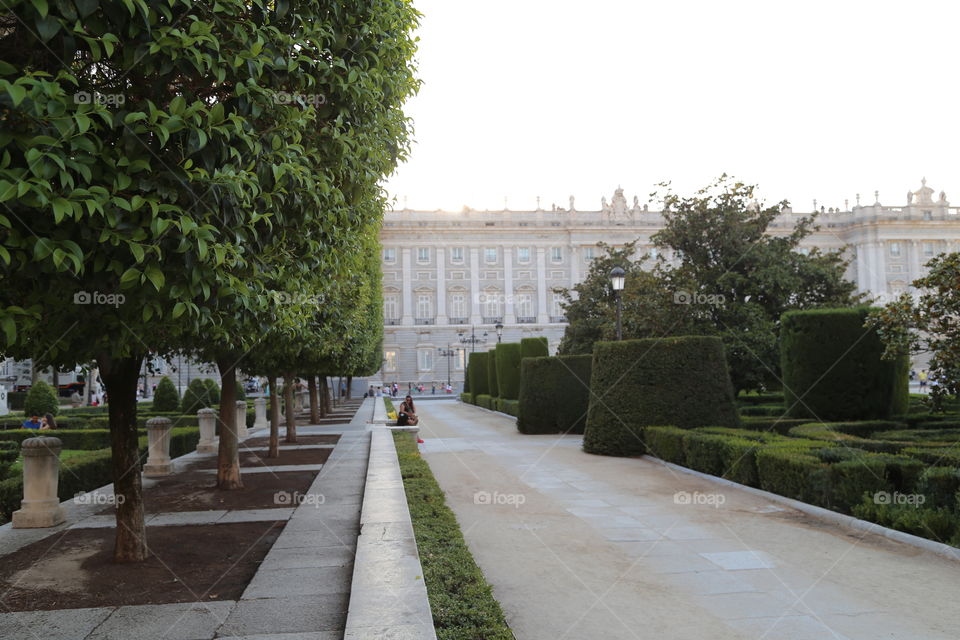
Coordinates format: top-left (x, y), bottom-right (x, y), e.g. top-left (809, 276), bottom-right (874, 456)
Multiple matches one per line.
top-left (13, 437), bottom-right (66, 528)
top-left (503, 247), bottom-right (515, 324)
top-left (253, 396), bottom-right (268, 431)
top-left (196, 408), bottom-right (217, 454)
top-left (536, 246), bottom-right (549, 323)
top-left (436, 247), bottom-right (448, 324)
top-left (401, 247), bottom-right (413, 326)
top-left (855, 241), bottom-right (870, 294)
top-left (143, 417), bottom-right (173, 477)
top-left (570, 245), bottom-right (580, 286)
top-left (872, 241), bottom-right (887, 298)
top-left (469, 246), bottom-right (481, 323)
top-left (236, 400), bottom-right (248, 439)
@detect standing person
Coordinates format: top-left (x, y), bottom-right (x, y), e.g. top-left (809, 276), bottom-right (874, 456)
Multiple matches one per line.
top-left (397, 395), bottom-right (418, 426)
top-left (919, 369), bottom-right (929, 391)
top-left (22, 415), bottom-right (41, 430)
top-left (40, 413), bottom-right (57, 430)
top-left (431, 384), bottom-right (436, 395)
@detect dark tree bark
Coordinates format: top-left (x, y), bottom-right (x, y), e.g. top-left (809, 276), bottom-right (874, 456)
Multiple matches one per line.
top-left (308, 375), bottom-right (320, 423)
top-left (346, 375), bottom-right (352, 400)
top-left (216, 358), bottom-right (243, 489)
top-left (97, 353), bottom-right (148, 563)
top-left (284, 372), bottom-right (297, 443)
top-left (321, 377), bottom-right (332, 415)
top-left (267, 374), bottom-right (280, 458)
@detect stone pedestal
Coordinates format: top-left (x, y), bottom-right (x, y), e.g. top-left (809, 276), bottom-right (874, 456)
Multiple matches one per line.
top-left (253, 397), bottom-right (268, 431)
top-left (236, 401), bottom-right (248, 439)
top-left (196, 408), bottom-right (217, 454)
top-left (12, 437), bottom-right (66, 528)
top-left (0, 386), bottom-right (8, 416)
top-left (143, 417), bottom-right (173, 477)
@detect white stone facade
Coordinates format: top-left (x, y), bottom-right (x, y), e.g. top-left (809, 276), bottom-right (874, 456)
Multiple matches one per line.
top-left (377, 181), bottom-right (960, 388)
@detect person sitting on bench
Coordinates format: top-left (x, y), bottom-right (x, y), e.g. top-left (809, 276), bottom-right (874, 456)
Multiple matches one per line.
top-left (397, 395), bottom-right (418, 426)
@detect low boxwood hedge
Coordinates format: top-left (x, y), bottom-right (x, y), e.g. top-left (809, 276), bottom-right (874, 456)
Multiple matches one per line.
top-left (460, 392), bottom-right (474, 404)
top-left (475, 394), bottom-right (493, 410)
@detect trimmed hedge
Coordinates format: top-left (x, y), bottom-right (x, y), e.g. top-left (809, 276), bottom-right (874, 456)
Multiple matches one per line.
top-left (460, 392), bottom-right (473, 404)
top-left (486, 349), bottom-right (499, 399)
top-left (582, 336), bottom-right (740, 456)
top-left (181, 378), bottom-right (212, 414)
top-left (780, 308), bottom-right (909, 421)
top-left (499, 399), bottom-right (519, 417)
top-left (467, 352), bottom-right (489, 397)
top-left (8, 391), bottom-right (26, 411)
top-left (520, 336), bottom-right (549, 359)
top-left (24, 380), bottom-right (60, 417)
top-left (152, 376), bottom-right (181, 412)
top-left (475, 394), bottom-right (493, 410)
top-left (494, 342), bottom-right (521, 400)
top-left (516, 355), bottom-right (592, 435)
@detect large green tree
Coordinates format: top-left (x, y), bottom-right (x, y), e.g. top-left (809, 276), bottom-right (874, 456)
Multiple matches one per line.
top-left (0, 0), bottom-right (419, 560)
top-left (559, 177), bottom-right (860, 392)
top-left (868, 252), bottom-right (960, 411)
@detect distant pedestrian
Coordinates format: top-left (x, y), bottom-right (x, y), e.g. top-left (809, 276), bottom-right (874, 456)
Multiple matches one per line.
top-left (919, 369), bottom-right (929, 390)
top-left (431, 385), bottom-right (436, 394)
top-left (22, 415), bottom-right (41, 430)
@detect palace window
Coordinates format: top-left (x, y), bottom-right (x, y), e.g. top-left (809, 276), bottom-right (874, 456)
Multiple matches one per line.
top-left (889, 242), bottom-right (901, 257)
top-left (485, 248), bottom-right (497, 263)
top-left (551, 247), bottom-right (563, 262)
top-left (383, 248), bottom-right (396, 262)
top-left (417, 349), bottom-right (434, 371)
top-left (384, 294), bottom-right (399, 320)
top-left (516, 293), bottom-right (534, 319)
top-left (583, 247), bottom-right (595, 261)
top-left (417, 247), bottom-right (430, 263)
top-left (416, 294), bottom-right (433, 319)
top-left (384, 350), bottom-right (398, 371)
top-left (450, 293), bottom-right (466, 319)
top-left (451, 247), bottom-right (464, 262)
top-left (923, 242), bottom-right (935, 257)
top-left (518, 247), bottom-right (531, 262)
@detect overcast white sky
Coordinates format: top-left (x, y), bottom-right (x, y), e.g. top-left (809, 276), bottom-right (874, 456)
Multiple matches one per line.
top-left (384, 0), bottom-right (960, 213)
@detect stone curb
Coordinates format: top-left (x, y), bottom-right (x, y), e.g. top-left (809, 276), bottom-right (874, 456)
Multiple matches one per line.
top-left (343, 427), bottom-right (437, 639)
top-left (459, 400), bottom-right (517, 421)
top-left (651, 456), bottom-right (960, 563)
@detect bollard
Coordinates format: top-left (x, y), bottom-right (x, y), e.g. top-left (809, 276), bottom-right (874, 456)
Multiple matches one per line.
top-left (253, 397), bottom-right (268, 431)
top-left (236, 400), bottom-right (248, 439)
top-left (12, 437), bottom-right (66, 528)
top-left (143, 417), bottom-right (174, 476)
top-left (197, 408), bottom-right (217, 454)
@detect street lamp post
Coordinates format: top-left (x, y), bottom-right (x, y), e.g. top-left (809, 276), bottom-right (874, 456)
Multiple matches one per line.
top-left (457, 325), bottom-right (488, 353)
top-left (610, 266), bottom-right (625, 341)
top-left (437, 345), bottom-right (460, 387)
top-left (495, 322), bottom-right (504, 344)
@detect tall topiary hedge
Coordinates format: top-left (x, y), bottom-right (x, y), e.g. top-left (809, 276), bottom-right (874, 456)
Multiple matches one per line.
top-left (517, 355), bottom-right (592, 434)
top-left (152, 377), bottom-right (180, 412)
top-left (520, 337), bottom-right (549, 360)
top-left (181, 379), bottom-right (213, 414)
top-left (24, 380), bottom-right (59, 417)
top-left (495, 342), bottom-right (522, 400)
top-left (582, 336), bottom-right (740, 456)
top-left (203, 378), bottom-right (221, 406)
top-left (487, 349), bottom-right (499, 399)
top-left (780, 308), bottom-right (909, 421)
top-left (467, 352), bottom-right (489, 399)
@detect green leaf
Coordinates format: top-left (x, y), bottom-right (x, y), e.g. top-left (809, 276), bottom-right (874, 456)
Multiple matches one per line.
top-left (33, 0), bottom-right (49, 18)
top-left (51, 197), bottom-right (71, 222)
top-left (0, 316), bottom-right (15, 345)
top-left (2, 81), bottom-right (27, 106)
top-left (144, 265), bottom-right (164, 291)
top-left (119, 267), bottom-right (140, 286)
top-left (36, 15), bottom-right (60, 42)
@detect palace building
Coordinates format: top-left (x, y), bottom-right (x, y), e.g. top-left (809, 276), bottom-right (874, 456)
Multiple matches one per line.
top-left (375, 179), bottom-right (960, 389)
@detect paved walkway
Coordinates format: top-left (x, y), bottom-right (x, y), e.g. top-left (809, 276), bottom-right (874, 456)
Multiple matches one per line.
top-left (417, 400), bottom-right (960, 640)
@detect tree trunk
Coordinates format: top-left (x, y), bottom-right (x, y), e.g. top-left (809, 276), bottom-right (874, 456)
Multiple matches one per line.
top-left (346, 375), bottom-right (352, 400)
top-left (284, 372), bottom-right (297, 443)
top-left (267, 374), bottom-right (280, 458)
top-left (322, 377), bottom-right (332, 415)
top-left (308, 376), bottom-right (320, 424)
top-left (97, 353), bottom-right (148, 563)
top-left (216, 358), bottom-right (243, 489)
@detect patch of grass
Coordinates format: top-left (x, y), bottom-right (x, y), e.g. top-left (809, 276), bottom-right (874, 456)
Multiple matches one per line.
top-left (7, 449), bottom-right (91, 478)
top-left (393, 431), bottom-right (514, 640)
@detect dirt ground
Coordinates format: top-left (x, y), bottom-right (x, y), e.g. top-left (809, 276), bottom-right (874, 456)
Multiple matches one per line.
top-left (0, 521), bottom-right (283, 611)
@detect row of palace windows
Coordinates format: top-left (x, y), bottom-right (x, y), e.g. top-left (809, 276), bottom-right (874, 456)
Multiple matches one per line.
top-left (887, 241), bottom-right (938, 258)
top-left (382, 348), bottom-right (467, 372)
top-left (383, 292), bottom-right (566, 321)
top-left (382, 246), bottom-right (598, 265)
